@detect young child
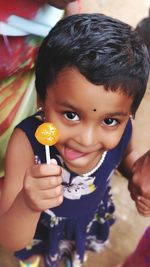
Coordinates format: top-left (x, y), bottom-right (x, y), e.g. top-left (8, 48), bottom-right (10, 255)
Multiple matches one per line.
top-left (0, 13), bottom-right (150, 267)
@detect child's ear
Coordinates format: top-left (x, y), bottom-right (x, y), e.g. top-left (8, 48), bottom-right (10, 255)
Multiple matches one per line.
top-left (130, 114), bottom-right (135, 120)
top-left (37, 94), bottom-right (44, 110)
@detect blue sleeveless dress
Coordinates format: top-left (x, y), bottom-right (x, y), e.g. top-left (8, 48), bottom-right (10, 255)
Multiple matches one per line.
top-left (15, 113), bottom-right (132, 267)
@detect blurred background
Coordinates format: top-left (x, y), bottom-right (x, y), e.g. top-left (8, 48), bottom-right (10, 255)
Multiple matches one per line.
top-left (0, 0), bottom-right (150, 266)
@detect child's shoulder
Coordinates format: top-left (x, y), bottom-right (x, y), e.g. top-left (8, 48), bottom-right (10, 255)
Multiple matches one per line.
top-left (16, 112), bottom-right (43, 134)
top-left (17, 112), bottom-right (42, 126)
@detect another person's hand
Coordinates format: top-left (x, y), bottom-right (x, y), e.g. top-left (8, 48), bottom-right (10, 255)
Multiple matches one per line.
top-left (23, 159), bottom-right (63, 212)
top-left (38, 0), bottom-right (77, 9)
top-left (128, 150), bottom-right (150, 216)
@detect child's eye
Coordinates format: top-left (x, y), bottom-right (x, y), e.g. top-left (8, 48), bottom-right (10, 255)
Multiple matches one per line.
top-left (63, 111), bottom-right (80, 121)
top-left (102, 118), bottom-right (119, 127)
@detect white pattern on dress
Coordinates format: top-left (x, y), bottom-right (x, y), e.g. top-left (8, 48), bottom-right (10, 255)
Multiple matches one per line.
top-left (62, 168), bottom-right (96, 200)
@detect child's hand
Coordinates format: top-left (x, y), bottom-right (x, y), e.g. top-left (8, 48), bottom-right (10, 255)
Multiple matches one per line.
top-left (23, 159), bottom-right (63, 212)
top-left (128, 150), bottom-right (150, 216)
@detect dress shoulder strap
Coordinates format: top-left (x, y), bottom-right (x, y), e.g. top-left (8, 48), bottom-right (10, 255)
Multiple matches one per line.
top-left (16, 113), bottom-right (45, 162)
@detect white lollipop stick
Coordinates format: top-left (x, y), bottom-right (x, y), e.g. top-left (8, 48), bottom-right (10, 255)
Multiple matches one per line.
top-left (35, 123), bottom-right (59, 165)
top-left (45, 145), bottom-right (50, 164)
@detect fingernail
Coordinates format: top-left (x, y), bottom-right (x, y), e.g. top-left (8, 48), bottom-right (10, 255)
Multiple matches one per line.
top-left (50, 158), bottom-right (58, 165)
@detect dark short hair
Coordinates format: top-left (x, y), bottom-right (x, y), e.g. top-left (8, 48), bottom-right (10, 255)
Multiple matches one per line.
top-left (135, 9), bottom-right (150, 55)
top-left (35, 13), bottom-right (150, 115)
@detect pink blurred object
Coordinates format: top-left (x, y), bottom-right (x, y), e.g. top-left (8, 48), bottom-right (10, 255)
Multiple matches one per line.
top-left (119, 227), bottom-right (150, 267)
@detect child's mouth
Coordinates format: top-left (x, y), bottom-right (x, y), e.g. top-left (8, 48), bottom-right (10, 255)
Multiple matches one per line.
top-left (64, 147), bottom-right (88, 161)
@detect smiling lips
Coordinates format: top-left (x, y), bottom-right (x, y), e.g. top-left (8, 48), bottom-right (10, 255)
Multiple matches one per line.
top-left (64, 147), bottom-right (88, 161)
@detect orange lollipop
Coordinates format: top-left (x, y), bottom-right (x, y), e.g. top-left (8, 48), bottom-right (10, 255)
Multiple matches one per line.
top-left (35, 122), bottom-right (59, 164)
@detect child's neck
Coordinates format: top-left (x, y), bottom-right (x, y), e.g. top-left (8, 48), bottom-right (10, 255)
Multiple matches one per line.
top-left (82, 151), bottom-right (107, 177)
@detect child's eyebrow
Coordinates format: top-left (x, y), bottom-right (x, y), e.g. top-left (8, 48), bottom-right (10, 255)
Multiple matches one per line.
top-left (57, 101), bottom-right (129, 117)
top-left (57, 101), bottom-right (80, 111)
top-left (104, 111), bottom-right (129, 117)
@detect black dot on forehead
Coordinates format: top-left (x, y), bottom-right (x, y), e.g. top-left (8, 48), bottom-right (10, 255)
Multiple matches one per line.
top-left (93, 109), bottom-right (97, 112)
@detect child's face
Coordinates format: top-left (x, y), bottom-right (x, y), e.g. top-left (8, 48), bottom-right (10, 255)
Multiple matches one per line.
top-left (42, 68), bottom-right (133, 174)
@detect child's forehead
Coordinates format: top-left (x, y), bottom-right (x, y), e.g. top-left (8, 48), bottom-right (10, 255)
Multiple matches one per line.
top-left (52, 67), bottom-right (133, 98)
top-left (47, 67), bottom-right (133, 113)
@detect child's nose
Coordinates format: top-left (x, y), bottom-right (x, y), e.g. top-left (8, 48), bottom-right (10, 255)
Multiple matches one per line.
top-left (76, 126), bottom-right (98, 147)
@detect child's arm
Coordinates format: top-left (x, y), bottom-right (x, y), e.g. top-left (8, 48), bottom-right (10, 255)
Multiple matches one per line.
top-left (0, 128), bottom-right (63, 250)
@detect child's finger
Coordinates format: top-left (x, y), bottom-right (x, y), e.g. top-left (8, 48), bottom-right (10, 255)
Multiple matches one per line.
top-left (28, 162), bottom-right (62, 178)
top-left (34, 176), bottom-right (62, 190)
top-left (40, 185), bottom-right (63, 200)
top-left (29, 195), bottom-right (63, 211)
top-left (40, 195), bottom-right (63, 210)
